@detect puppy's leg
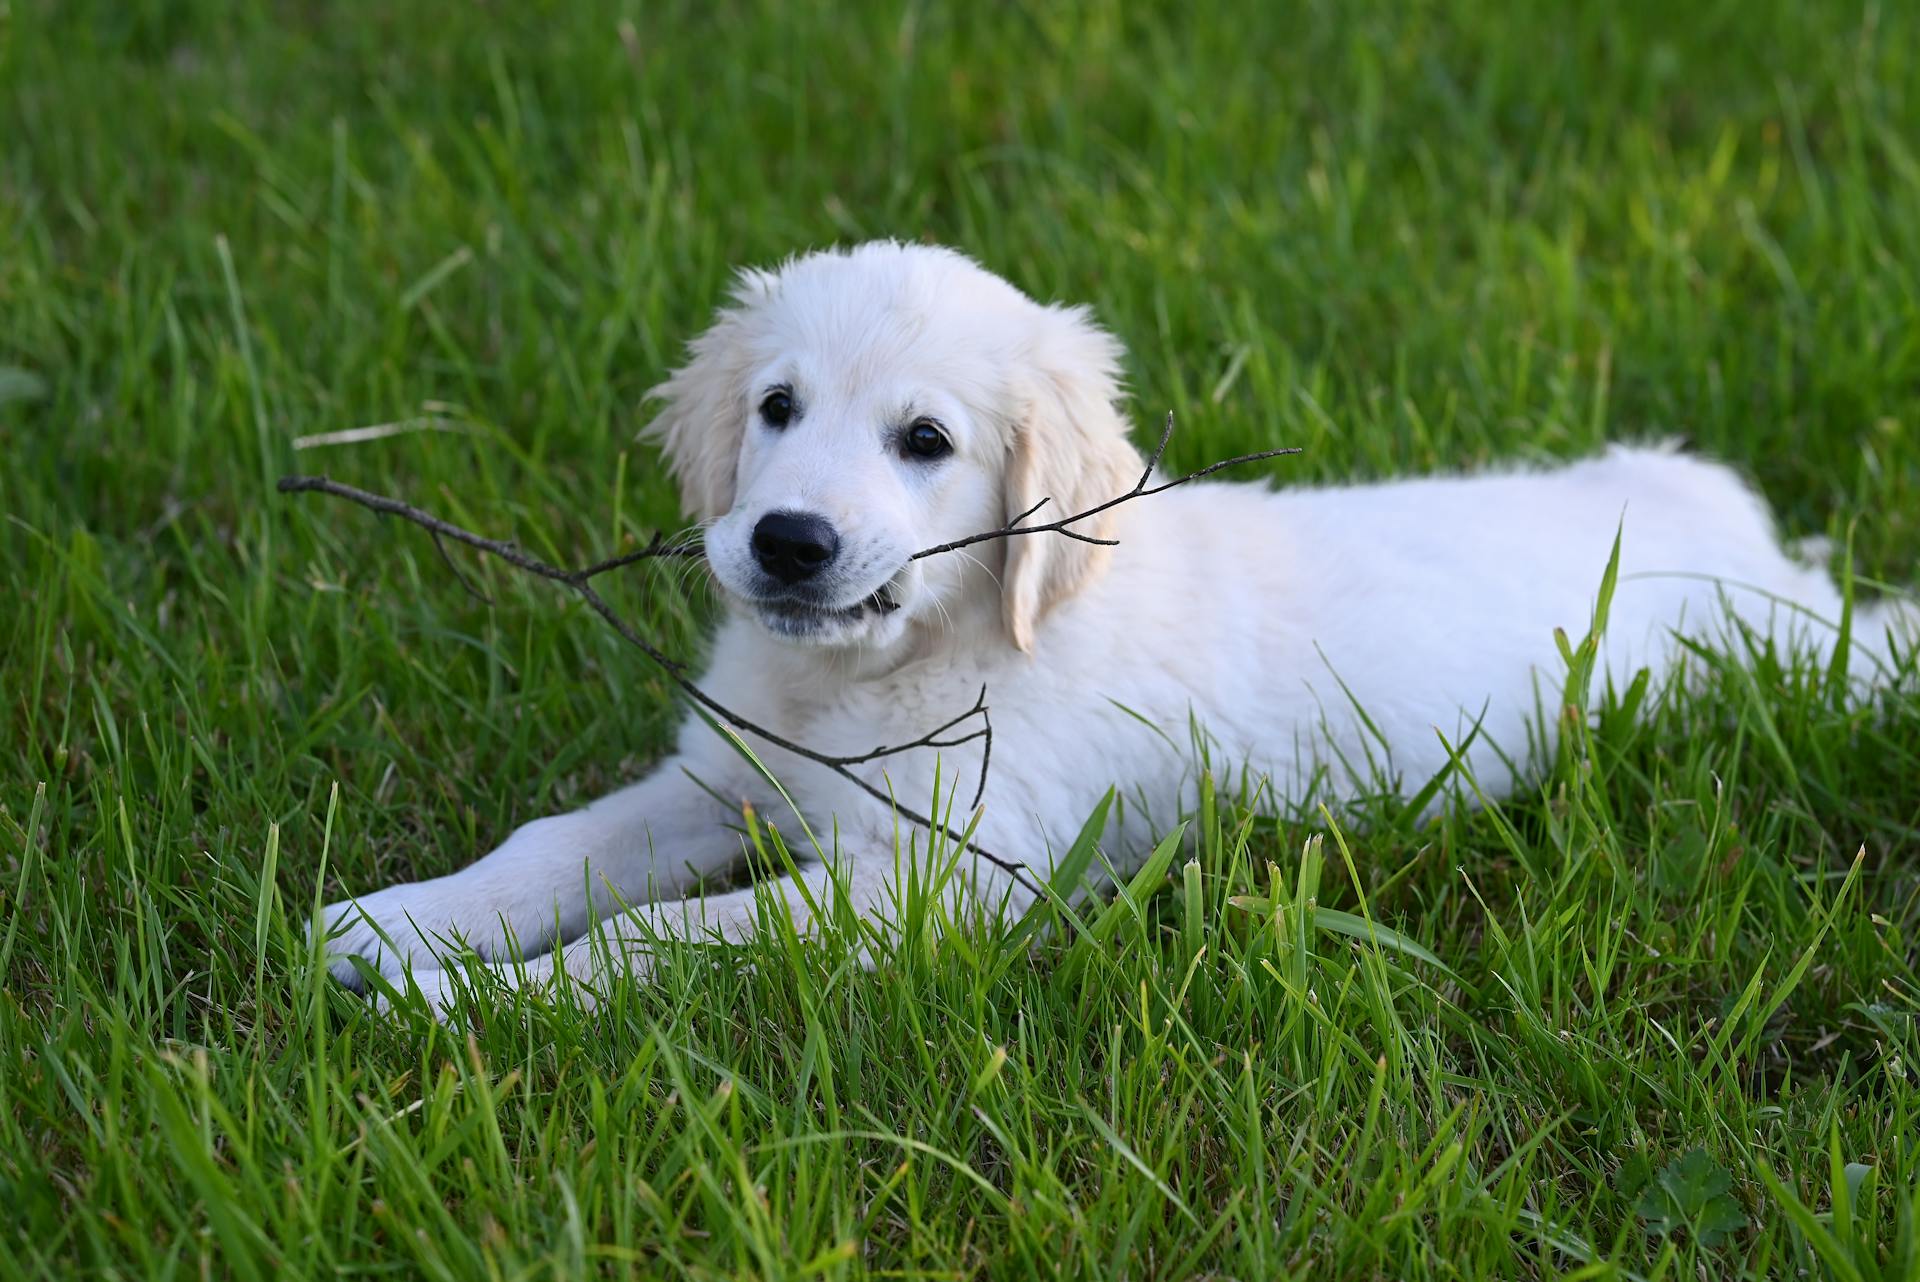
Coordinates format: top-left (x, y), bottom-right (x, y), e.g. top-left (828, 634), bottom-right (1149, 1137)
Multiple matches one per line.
top-left (404, 860), bottom-right (882, 1018)
top-left (318, 758), bottom-right (747, 989)
top-left (412, 837), bottom-right (1000, 1018)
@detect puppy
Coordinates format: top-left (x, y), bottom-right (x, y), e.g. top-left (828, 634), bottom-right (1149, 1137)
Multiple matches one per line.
top-left (320, 241), bottom-right (1914, 1015)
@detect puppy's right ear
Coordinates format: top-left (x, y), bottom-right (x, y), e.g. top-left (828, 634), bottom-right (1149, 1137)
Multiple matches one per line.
top-left (1001, 304), bottom-right (1143, 653)
top-left (641, 270), bottom-right (773, 520)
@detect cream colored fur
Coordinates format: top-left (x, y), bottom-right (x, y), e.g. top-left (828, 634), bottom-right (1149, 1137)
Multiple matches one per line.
top-left (316, 242), bottom-right (1916, 1019)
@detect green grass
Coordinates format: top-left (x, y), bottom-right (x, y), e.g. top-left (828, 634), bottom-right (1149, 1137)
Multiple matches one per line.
top-left (5, 0), bottom-right (1920, 1275)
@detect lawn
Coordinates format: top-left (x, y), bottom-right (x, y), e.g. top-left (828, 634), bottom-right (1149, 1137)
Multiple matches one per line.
top-left (4, 0), bottom-right (1920, 1276)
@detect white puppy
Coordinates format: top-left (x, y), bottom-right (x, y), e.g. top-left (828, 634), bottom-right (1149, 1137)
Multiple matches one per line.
top-left (320, 241), bottom-right (1913, 1014)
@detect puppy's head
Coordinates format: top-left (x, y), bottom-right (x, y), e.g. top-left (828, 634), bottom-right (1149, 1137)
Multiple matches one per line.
top-left (645, 242), bottom-right (1140, 652)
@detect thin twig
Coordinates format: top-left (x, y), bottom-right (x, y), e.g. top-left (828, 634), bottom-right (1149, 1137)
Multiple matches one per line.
top-left (574, 532), bottom-right (706, 579)
top-left (824, 685), bottom-right (990, 765)
top-left (971, 697), bottom-right (993, 812)
top-left (909, 412), bottom-right (1300, 562)
top-left (429, 529), bottom-right (494, 605)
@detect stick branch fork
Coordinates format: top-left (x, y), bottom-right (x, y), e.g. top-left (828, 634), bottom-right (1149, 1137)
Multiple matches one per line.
top-left (908, 413), bottom-right (1301, 561)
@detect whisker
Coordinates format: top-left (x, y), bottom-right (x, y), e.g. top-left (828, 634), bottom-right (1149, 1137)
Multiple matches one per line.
top-left (950, 548), bottom-right (1004, 592)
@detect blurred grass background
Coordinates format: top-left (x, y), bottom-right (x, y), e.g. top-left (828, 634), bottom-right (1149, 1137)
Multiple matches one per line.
top-left (3, 1), bottom-right (1918, 1276)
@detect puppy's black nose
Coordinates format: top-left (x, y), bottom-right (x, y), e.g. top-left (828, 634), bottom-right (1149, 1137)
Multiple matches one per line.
top-left (751, 511), bottom-right (840, 584)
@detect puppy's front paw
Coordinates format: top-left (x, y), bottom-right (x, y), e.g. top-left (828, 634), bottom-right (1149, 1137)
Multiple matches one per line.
top-left (370, 964), bottom-right (472, 1025)
top-left (371, 953), bottom-right (577, 1026)
top-left (314, 880), bottom-right (520, 991)
top-left (315, 814), bottom-right (604, 993)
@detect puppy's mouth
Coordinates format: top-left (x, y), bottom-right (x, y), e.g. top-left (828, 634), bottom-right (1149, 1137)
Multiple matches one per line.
top-left (750, 583), bottom-right (901, 637)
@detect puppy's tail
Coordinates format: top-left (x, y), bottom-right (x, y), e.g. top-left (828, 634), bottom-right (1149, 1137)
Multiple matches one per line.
top-left (1777, 535), bottom-right (1916, 688)
top-left (1847, 597), bottom-right (1920, 690)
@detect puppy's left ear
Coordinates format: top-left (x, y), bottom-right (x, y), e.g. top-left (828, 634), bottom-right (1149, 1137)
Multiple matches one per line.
top-left (1002, 304), bottom-right (1144, 652)
top-left (641, 270), bottom-right (774, 521)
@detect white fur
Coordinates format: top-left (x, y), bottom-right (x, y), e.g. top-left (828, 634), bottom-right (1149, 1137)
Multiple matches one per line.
top-left (319, 242), bottom-right (1915, 1017)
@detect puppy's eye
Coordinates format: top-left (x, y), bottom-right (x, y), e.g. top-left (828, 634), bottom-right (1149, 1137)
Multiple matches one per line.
top-left (903, 419), bottom-right (951, 460)
top-left (760, 389), bottom-right (794, 428)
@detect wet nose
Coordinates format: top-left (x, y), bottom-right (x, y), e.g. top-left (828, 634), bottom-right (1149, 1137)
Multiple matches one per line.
top-left (750, 511), bottom-right (840, 585)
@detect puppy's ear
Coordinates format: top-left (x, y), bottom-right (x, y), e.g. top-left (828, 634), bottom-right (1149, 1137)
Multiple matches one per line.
top-left (1002, 305), bottom-right (1143, 652)
top-left (641, 270), bottom-right (773, 520)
